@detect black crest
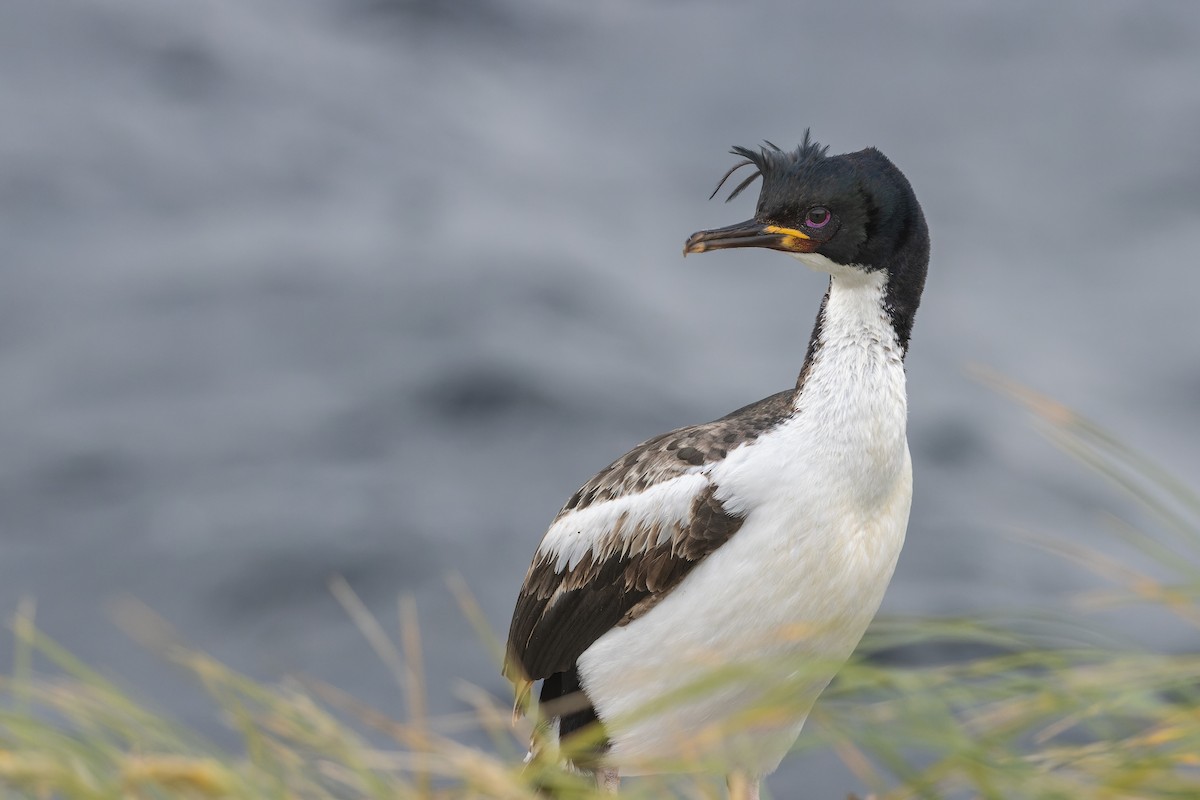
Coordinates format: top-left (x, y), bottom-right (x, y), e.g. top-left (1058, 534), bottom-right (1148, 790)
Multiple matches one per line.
top-left (708, 129), bottom-right (830, 203)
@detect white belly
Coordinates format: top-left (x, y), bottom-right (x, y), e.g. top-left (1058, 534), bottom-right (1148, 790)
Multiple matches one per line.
top-left (577, 442), bottom-right (912, 775)
top-left (576, 270), bottom-right (914, 775)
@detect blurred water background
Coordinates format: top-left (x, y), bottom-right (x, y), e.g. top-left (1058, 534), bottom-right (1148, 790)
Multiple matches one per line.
top-left (2, 1), bottom-right (1199, 794)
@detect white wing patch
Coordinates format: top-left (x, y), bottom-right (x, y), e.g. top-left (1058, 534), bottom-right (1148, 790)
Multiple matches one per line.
top-left (537, 472), bottom-right (711, 572)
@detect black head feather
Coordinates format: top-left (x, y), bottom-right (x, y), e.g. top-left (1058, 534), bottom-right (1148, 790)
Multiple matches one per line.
top-left (699, 130), bottom-right (930, 352)
top-left (708, 129), bottom-right (829, 202)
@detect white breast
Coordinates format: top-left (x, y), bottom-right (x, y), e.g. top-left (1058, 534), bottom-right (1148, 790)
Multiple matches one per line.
top-left (576, 270), bottom-right (912, 775)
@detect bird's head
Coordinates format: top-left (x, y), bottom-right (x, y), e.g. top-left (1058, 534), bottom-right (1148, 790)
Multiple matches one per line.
top-left (684, 131), bottom-right (928, 288)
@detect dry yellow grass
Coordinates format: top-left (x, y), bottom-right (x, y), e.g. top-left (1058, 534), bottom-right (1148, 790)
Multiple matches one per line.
top-left (1, 382), bottom-right (1198, 798)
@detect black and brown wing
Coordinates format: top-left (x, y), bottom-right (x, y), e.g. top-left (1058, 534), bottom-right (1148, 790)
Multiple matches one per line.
top-left (501, 389), bottom-right (799, 752)
top-left (504, 389), bottom-right (796, 686)
top-left (506, 481), bottom-right (744, 683)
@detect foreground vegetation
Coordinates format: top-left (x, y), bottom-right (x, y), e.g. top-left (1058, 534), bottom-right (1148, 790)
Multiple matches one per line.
top-left (3, 382), bottom-right (1199, 798)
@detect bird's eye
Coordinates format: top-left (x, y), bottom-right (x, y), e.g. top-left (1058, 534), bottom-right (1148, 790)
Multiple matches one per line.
top-left (804, 207), bottom-right (831, 229)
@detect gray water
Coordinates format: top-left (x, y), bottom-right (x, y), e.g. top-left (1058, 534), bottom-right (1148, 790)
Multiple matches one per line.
top-left (3, 1), bottom-right (1200, 795)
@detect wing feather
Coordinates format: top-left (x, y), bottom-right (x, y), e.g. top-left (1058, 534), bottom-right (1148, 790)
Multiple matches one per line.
top-left (504, 389), bottom-right (796, 684)
top-left (506, 481), bottom-right (744, 681)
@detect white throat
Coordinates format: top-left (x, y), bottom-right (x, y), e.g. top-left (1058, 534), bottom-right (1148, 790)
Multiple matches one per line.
top-left (787, 266), bottom-right (908, 519)
top-left (790, 250), bottom-right (873, 282)
top-left (798, 266), bottom-right (904, 410)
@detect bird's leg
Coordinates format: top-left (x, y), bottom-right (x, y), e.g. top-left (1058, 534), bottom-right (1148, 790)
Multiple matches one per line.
top-left (726, 771), bottom-right (760, 800)
top-left (595, 767), bottom-right (620, 793)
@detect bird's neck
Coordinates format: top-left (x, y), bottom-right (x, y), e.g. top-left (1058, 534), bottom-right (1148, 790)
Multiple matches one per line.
top-left (785, 270), bottom-right (911, 504)
top-left (794, 271), bottom-right (906, 399)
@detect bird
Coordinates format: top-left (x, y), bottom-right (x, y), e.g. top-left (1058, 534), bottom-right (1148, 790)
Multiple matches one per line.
top-left (504, 131), bottom-right (930, 799)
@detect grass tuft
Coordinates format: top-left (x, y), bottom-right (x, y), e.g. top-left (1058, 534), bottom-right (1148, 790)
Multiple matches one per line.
top-left (2, 380), bottom-right (1199, 798)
